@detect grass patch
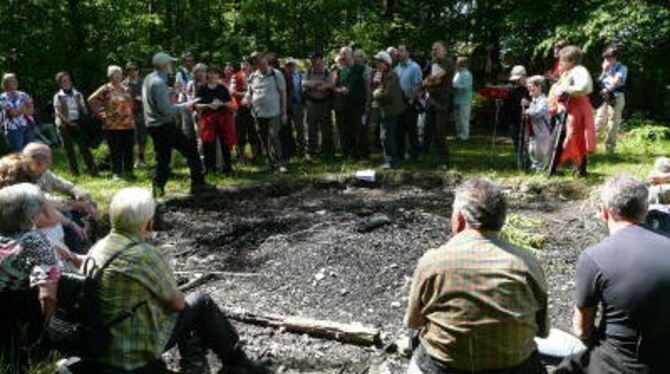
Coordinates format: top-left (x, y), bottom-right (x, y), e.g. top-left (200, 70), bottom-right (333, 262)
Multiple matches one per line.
top-left (501, 214), bottom-right (548, 252)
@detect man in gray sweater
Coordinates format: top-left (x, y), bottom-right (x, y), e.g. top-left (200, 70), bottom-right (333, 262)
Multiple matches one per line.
top-left (143, 52), bottom-right (213, 197)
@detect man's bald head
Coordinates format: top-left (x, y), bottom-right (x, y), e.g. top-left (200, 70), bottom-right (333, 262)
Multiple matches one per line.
top-left (22, 142), bottom-right (53, 173)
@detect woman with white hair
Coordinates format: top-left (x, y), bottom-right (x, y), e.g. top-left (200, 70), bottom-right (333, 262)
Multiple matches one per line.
top-left (0, 73), bottom-right (36, 152)
top-left (0, 183), bottom-right (79, 367)
top-left (88, 65), bottom-right (136, 181)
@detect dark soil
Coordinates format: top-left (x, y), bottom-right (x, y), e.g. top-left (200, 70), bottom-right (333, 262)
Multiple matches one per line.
top-left (155, 174), bottom-right (606, 373)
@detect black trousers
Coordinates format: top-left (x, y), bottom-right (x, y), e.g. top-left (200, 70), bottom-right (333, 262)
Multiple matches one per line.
top-left (413, 344), bottom-right (546, 374)
top-left (0, 289), bottom-right (48, 371)
top-left (148, 122), bottom-right (204, 189)
top-left (166, 292), bottom-right (239, 363)
top-left (555, 337), bottom-right (670, 374)
top-left (106, 130), bottom-right (134, 176)
top-left (336, 105), bottom-right (367, 159)
top-left (397, 105), bottom-right (420, 160)
top-left (72, 292), bottom-right (239, 374)
top-left (203, 141), bottom-right (232, 173)
top-left (59, 122), bottom-right (97, 175)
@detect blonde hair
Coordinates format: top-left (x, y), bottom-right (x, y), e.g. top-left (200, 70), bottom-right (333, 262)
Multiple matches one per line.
top-left (1, 73), bottom-right (17, 90)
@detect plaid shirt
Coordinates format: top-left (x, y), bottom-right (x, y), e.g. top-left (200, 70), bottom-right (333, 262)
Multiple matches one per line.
top-left (405, 229), bottom-right (549, 371)
top-left (85, 232), bottom-right (179, 370)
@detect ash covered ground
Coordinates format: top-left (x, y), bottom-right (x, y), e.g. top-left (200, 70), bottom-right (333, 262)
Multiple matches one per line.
top-left (155, 175), bottom-right (606, 373)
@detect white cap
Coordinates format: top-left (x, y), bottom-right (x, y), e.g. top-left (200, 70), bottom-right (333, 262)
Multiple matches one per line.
top-left (152, 52), bottom-right (177, 67)
top-left (374, 51), bottom-right (392, 66)
top-left (285, 57), bottom-right (298, 66)
top-left (509, 65), bottom-right (527, 81)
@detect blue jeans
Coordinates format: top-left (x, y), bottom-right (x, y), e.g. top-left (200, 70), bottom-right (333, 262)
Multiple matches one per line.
top-left (6, 126), bottom-right (36, 152)
top-left (381, 116), bottom-right (399, 167)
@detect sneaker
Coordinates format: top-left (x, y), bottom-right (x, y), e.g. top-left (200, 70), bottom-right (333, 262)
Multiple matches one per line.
top-left (190, 183), bottom-right (218, 195)
top-left (278, 166), bottom-right (288, 173)
top-left (380, 163), bottom-right (392, 169)
top-left (112, 174), bottom-right (122, 181)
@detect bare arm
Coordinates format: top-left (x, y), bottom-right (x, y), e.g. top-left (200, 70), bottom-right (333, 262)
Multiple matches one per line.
top-left (167, 291), bottom-right (186, 312)
top-left (573, 306), bottom-right (597, 340)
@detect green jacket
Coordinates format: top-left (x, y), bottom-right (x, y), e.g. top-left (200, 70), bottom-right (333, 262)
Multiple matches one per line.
top-left (372, 71), bottom-right (406, 119)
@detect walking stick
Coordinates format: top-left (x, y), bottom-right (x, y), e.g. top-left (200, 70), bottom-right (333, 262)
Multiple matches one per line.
top-left (516, 110), bottom-right (531, 171)
top-left (546, 108), bottom-right (569, 176)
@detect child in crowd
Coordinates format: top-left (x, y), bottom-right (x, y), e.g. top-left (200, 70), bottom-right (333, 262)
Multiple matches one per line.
top-left (522, 75), bottom-right (552, 171)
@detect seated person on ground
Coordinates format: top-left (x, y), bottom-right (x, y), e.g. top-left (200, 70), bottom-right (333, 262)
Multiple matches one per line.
top-left (556, 176), bottom-right (670, 373)
top-left (0, 153), bottom-right (87, 252)
top-left (77, 187), bottom-right (266, 374)
top-left (0, 183), bottom-right (81, 369)
top-left (648, 156), bottom-right (670, 204)
top-left (23, 142), bottom-right (99, 252)
top-left (405, 177), bottom-right (549, 374)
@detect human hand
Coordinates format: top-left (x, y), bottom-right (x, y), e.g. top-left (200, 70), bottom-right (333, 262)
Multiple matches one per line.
top-left (521, 98), bottom-right (530, 107)
top-left (601, 60), bottom-right (610, 72)
top-left (69, 223), bottom-right (88, 242)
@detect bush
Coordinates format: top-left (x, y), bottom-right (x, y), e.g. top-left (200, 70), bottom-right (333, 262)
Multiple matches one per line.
top-left (620, 112), bottom-right (669, 133)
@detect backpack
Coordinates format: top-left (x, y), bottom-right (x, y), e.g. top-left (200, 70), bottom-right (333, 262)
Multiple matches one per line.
top-left (46, 242), bottom-right (147, 357)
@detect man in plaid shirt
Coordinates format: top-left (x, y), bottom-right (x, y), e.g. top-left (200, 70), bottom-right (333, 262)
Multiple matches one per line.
top-left (81, 188), bottom-right (266, 374)
top-left (405, 178), bottom-right (549, 373)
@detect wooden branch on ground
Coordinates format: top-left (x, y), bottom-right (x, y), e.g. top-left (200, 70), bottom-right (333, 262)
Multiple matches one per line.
top-left (174, 271), bottom-right (260, 277)
top-left (179, 273), bottom-right (217, 292)
top-left (221, 307), bottom-right (382, 347)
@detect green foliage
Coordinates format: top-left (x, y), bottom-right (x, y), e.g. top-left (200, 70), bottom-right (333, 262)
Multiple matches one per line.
top-left (501, 214), bottom-right (547, 251)
top-left (619, 124), bottom-right (670, 155)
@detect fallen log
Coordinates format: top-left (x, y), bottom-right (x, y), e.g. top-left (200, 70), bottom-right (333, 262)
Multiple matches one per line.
top-left (221, 307), bottom-right (382, 347)
top-left (180, 273), bottom-right (216, 292)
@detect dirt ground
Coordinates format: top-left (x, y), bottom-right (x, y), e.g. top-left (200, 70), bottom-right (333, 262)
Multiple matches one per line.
top-left (155, 173), bottom-right (606, 373)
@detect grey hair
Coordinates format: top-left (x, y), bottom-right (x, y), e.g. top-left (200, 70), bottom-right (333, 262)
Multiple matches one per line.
top-left (109, 187), bottom-right (156, 233)
top-left (0, 183), bottom-right (46, 234)
top-left (601, 176), bottom-right (648, 222)
top-left (107, 65), bottom-right (123, 78)
top-left (453, 178), bottom-right (507, 231)
top-left (654, 157), bottom-right (670, 173)
top-left (23, 142), bottom-right (52, 165)
top-left (527, 75), bottom-right (545, 87)
top-left (353, 49), bottom-right (367, 58)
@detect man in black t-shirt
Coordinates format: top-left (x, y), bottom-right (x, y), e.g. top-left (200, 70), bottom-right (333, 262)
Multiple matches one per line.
top-left (195, 66), bottom-right (235, 174)
top-left (557, 176), bottom-right (670, 373)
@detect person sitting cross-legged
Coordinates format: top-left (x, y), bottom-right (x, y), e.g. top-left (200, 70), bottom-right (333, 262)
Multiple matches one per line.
top-left (405, 177), bottom-right (549, 374)
top-left (75, 187), bottom-right (267, 374)
top-left (23, 142), bottom-right (100, 253)
top-left (555, 176), bottom-right (670, 373)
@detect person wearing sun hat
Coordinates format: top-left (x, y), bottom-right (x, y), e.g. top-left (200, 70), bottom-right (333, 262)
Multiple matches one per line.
top-left (502, 64), bottom-right (530, 154)
top-left (372, 50), bottom-right (405, 169)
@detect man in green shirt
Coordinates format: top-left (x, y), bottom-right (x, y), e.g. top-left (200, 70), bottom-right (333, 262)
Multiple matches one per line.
top-left (405, 178), bottom-right (549, 373)
top-left (81, 187), bottom-right (265, 374)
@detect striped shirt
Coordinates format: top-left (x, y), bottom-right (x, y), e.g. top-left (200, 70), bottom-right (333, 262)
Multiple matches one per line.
top-left (405, 229), bottom-right (549, 371)
top-left (85, 232), bottom-right (179, 370)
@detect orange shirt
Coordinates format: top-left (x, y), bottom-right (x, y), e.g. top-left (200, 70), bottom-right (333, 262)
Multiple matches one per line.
top-left (90, 83), bottom-right (135, 130)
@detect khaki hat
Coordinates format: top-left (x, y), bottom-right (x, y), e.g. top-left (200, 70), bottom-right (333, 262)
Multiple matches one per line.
top-left (152, 52), bottom-right (177, 67)
top-left (509, 65), bottom-right (527, 81)
top-left (374, 51), bottom-right (392, 66)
